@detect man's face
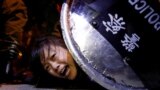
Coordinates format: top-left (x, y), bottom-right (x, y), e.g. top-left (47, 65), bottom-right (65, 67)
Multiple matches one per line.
top-left (40, 42), bottom-right (77, 80)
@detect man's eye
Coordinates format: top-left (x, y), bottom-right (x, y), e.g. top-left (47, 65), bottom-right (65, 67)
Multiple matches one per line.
top-left (51, 53), bottom-right (56, 59)
top-left (45, 64), bottom-right (50, 71)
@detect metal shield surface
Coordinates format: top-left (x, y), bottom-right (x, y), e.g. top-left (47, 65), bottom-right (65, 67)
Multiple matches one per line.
top-left (60, 0), bottom-right (160, 90)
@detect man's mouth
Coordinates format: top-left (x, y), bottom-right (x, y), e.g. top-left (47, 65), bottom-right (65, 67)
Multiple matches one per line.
top-left (60, 65), bottom-right (69, 77)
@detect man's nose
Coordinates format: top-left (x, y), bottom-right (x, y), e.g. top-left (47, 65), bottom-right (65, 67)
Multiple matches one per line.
top-left (48, 61), bottom-right (60, 71)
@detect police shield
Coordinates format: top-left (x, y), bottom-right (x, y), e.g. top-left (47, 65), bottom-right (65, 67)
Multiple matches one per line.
top-left (60, 0), bottom-right (160, 90)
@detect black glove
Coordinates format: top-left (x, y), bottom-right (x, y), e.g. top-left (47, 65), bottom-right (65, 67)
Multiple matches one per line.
top-left (0, 34), bottom-right (22, 83)
top-left (0, 35), bottom-right (21, 60)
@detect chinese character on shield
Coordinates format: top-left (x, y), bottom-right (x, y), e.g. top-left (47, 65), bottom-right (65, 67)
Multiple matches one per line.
top-left (121, 33), bottom-right (140, 52)
top-left (102, 13), bottom-right (126, 34)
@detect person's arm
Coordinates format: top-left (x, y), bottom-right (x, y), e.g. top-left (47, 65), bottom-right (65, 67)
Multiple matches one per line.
top-left (2, 0), bottom-right (27, 45)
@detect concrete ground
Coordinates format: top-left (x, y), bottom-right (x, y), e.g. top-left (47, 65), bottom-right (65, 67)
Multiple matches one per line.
top-left (0, 84), bottom-right (57, 90)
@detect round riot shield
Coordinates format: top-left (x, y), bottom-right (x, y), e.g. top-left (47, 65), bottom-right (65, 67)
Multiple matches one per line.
top-left (60, 0), bottom-right (160, 90)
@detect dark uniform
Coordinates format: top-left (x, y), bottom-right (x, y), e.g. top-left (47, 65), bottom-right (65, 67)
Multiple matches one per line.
top-left (0, 0), bottom-right (27, 83)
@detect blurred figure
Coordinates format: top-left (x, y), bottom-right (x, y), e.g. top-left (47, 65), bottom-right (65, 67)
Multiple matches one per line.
top-left (0, 0), bottom-right (28, 83)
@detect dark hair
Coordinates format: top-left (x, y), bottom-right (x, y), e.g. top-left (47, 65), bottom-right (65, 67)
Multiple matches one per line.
top-left (29, 35), bottom-right (75, 88)
top-left (29, 35), bottom-right (66, 83)
top-left (31, 35), bottom-right (66, 63)
top-left (30, 35), bottom-right (54, 81)
top-left (31, 35), bottom-right (53, 61)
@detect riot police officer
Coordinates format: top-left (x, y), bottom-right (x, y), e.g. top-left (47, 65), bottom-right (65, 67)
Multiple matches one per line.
top-left (0, 0), bottom-right (27, 83)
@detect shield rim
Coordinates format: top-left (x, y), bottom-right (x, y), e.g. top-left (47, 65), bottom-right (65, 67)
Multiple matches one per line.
top-left (60, 0), bottom-right (147, 90)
